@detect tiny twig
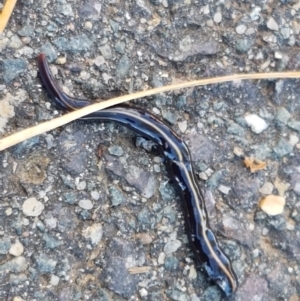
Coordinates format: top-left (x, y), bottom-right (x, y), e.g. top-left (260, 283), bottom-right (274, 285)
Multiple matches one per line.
top-left (1, 71), bottom-right (300, 151)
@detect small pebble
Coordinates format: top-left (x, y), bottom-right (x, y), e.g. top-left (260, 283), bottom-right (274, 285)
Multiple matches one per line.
top-left (108, 145), bottom-right (124, 156)
top-left (5, 207), bottom-right (12, 216)
top-left (139, 288), bottom-right (148, 297)
top-left (50, 275), bottom-right (60, 286)
top-left (259, 182), bottom-right (274, 195)
top-left (178, 120), bottom-right (187, 133)
top-left (245, 114), bottom-right (268, 134)
top-left (76, 181), bottom-right (87, 190)
top-left (289, 134), bottom-right (299, 146)
top-left (158, 252), bottom-right (166, 264)
top-left (214, 12), bottom-right (222, 23)
top-left (267, 17), bottom-right (279, 31)
top-left (199, 172), bottom-right (208, 180)
top-left (188, 265), bottom-right (197, 279)
top-left (259, 195), bottom-right (285, 216)
top-left (78, 199), bottom-right (93, 210)
top-left (22, 198), bottom-right (45, 217)
top-left (233, 146), bottom-right (244, 157)
top-left (9, 240), bottom-right (24, 256)
top-left (91, 191), bottom-right (100, 200)
top-left (85, 21), bottom-right (93, 30)
top-left (218, 185), bottom-right (231, 194)
top-left (236, 24), bottom-right (247, 35)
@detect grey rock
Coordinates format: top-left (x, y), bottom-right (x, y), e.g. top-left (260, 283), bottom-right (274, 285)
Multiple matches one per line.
top-left (138, 207), bottom-right (155, 227)
top-left (116, 56), bottom-right (131, 78)
top-left (60, 174), bottom-right (76, 190)
top-left (267, 215), bottom-right (286, 230)
top-left (234, 177), bottom-right (259, 209)
top-left (43, 233), bottom-right (62, 249)
top-left (273, 137), bottom-right (293, 157)
top-left (186, 134), bottom-right (216, 163)
top-left (288, 119), bottom-right (300, 132)
top-left (1, 58), bottom-right (27, 83)
top-left (109, 186), bottom-right (126, 206)
top-left (166, 289), bottom-right (188, 301)
top-left (58, 3), bottom-right (74, 16)
top-left (99, 43), bottom-right (112, 59)
top-left (158, 182), bottom-right (176, 202)
top-left (9, 273), bottom-right (27, 285)
top-left (40, 42), bottom-right (58, 62)
top-left (207, 170), bottom-right (224, 189)
top-left (63, 192), bottom-right (77, 204)
top-left (164, 256), bottom-right (179, 271)
top-left (115, 41), bottom-right (126, 54)
top-left (58, 130), bottom-right (89, 175)
top-left (276, 107), bottom-right (291, 124)
top-left (236, 38), bottom-right (253, 53)
top-left (227, 122), bottom-right (245, 136)
top-left (164, 239), bottom-right (181, 255)
top-left (52, 34), bottom-right (94, 53)
top-left (0, 256), bottom-right (28, 273)
top-left (12, 136), bottom-right (40, 158)
top-left (172, 37), bottom-right (219, 62)
top-left (136, 0), bottom-right (152, 16)
top-left (0, 237), bottom-right (11, 254)
top-left (162, 110), bottom-right (177, 125)
top-left (18, 25), bottom-right (34, 37)
top-left (101, 238), bottom-right (142, 298)
top-left (35, 254), bottom-right (57, 273)
top-left (201, 286), bottom-right (222, 301)
top-left (109, 19), bottom-right (119, 33)
top-left (108, 145), bottom-right (124, 157)
top-left (175, 95), bottom-right (187, 109)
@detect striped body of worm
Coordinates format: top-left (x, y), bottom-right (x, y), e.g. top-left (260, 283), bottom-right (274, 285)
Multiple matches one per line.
top-left (38, 53), bottom-right (238, 296)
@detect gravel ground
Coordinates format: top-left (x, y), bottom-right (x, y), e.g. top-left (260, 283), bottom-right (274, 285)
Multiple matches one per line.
top-left (1, 1), bottom-right (300, 300)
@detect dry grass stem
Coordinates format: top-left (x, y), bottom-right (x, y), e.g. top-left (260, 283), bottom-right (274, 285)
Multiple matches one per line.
top-left (1, 71), bottom-right (300, 151)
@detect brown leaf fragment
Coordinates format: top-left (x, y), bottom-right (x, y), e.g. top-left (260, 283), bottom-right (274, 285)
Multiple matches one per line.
top-left (244, 157), bottom-right (266, 172)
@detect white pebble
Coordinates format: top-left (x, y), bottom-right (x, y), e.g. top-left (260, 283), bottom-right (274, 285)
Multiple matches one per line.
top-left (139, 288), bottom-right (148, 297)
top-left (78, 199), bottom-right (93, 210)
top-left (188, 265), bottom-right (197, 279)
top-left (85, 21), bottom-right (93, 30)
top-left (199, 172), bottom-right (208, 180)
top-left (236, 24), bottom-right (247, 35)
top-left (158, 252), bottom-right (166, 264)
top-left (178, 120), bottom-right (187, 133)
top-left (9, 240), bottom-right (24, 256)
top-left (289, 134), bottom-right (299, 146)
top-left (22, 197), bottom-right (45, 217)
top-left (214, 12), bottom-right (222, 23)
top-left (274, 51), bottom-right (283, 59)
top-left (267, 17), bottom-right (279, 31)
top-left (218, 185), bottom-right (231, 195)
top-left (77, 181), bottom-right (87, 190)
top-left (91, 191), bottom-right (100, 200)
top-left (50, 275), bottom-right (60, 286)
top-left (5, 207), bottom-right (12, 216)
top-left (245, 114), bottom-right (268, 134)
